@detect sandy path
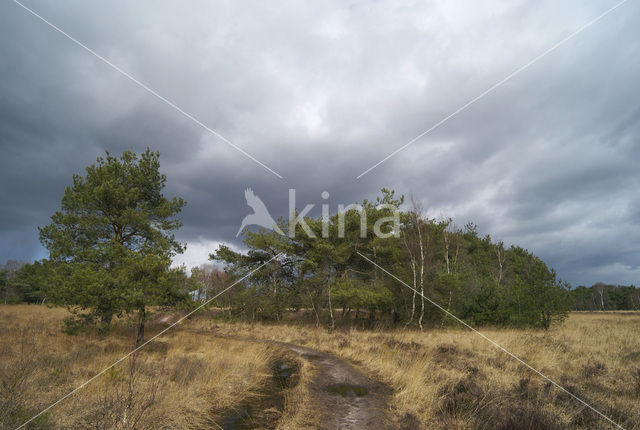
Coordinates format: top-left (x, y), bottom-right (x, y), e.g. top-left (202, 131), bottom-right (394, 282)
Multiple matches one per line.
top-left (199, 331), bottom-right (392, 429)
top-left (274, 341), bottom-right (391, 429)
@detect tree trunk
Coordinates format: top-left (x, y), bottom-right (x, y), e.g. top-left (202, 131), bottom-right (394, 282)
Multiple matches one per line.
top-left (599, 291), bottom-right (605, 310)
top-left (328, 283), bottom-right (335, 330)
top-left (404, 236), bottom-right (417, 325)
top-left (410, 261), bottom-right (416, 322)
top-left (392, 309), bottom-right (400, 326)
top-left (372, 244), bottom-right (378, 280)
top-left (308, 288), bottom-right (320, 328)
top-left (417, 216), bottom-right (425, 331)
top-left (100, 312), bottom-right (113, 333)
top-left (443, 229), bottom-right (450, 275)
top-left (135, 307), bottom-right (146, 348)
top-left (495, 243), bottom-right (505, 285)
top-left (453, 237), bottom-right (459, 273)
top-left (441, 289), bottom-right (452, 328)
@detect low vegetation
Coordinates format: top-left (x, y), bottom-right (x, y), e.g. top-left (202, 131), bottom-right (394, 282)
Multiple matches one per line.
top-left (195, 311), bottom-right (640, 429)
top-left (2, 305), bottom-right (637, 429)
top-left (0, 305), bottom-right (303, 429)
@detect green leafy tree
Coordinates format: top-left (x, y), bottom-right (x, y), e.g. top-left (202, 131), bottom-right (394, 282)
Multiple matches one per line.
top-left (39, 149), bottom-right (187, 342)
top-left (210, 188), bottom-right (572, 330)
top-left (210, 223), bottom-right (296, 321)
top-left (499, 246), bottom-right (571, 329)
top-left (0, 260), bottom-right (27, 304)
top-left (0, 270), bottom-right (8, 304)
top-left (331, 278), bottom-right (393, 323)
top-left (6, 260), bottom-right (55, 303)
top-left (569, 284), bottom-right (640, 311)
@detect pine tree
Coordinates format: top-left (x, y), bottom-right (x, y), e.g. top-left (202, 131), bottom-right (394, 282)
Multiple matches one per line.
top-left (39, 149), bottom-right (187, 342)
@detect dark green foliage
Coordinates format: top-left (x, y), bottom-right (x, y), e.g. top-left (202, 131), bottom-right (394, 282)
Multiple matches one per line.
top-left (38, 149), bottom-right (189, 338)
top-left (4, 260), bottom-right (54, 304)
top-left (461, 246), bottom-right (571, 328)
top-left (331, 279), bottom-right (393, 314)
top-left (570, 283), bottom-right (640, 310)
top-left (14, 159), bottom-right (572, 333)
top-left (210, 189), bottom-right (571, 329)
top-left (0, 260), bottom-right (27, 304)
top-left (0, 270), bottom-right (11, 304)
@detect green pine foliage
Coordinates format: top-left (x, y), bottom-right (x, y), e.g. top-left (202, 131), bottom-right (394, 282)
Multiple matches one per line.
top-left (570, 283), bottom-right (640, 311)
top-left (37, 149), bottom-right (189, 338)
top-left (7, 150), bottom-right (575, 333)
top-left (211, 189), bottom-right (572, 330)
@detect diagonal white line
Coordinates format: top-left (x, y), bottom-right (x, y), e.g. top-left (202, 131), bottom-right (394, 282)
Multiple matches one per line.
top-left (12, 0), bottom-right (283, 180)
top-left (356, 251), bottom-right (625, 430)
top-left (356, 0), bottom-right (630, 179)
top-left (15, 253), bottom-right (283, 430)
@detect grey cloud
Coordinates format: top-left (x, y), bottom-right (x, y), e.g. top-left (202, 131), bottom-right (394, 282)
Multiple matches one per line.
top-left (1, 0), bottom-right (639, 286)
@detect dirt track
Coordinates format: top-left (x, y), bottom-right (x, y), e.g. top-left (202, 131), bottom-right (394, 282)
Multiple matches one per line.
top-left (208, 333), bottom-right (392, 429)
top-left (275, 341), bottom-right (391, 429)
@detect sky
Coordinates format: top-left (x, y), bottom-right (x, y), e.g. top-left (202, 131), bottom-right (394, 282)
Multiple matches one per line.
top-left (1, 0), bottom-right (639, 286)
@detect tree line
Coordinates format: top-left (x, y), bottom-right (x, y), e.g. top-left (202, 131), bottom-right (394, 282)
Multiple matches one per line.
top-left (2, 149), bottom-right (589, 339)
top-left (570, 282), bottom-right (640, 311)
top-left (208, 190), bottom-right (572, 330)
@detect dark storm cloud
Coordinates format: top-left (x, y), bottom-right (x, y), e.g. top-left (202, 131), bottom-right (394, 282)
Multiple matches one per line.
top-left (1, 0), bottom-right (639, 285)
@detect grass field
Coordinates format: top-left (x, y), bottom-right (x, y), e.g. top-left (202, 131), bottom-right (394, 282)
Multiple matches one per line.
top-left (197, 312), bottom-right (640, 429)
top-left (1, 305), bottom-right (639, 429)
top-left (0, 305), bottom-right (292, 429)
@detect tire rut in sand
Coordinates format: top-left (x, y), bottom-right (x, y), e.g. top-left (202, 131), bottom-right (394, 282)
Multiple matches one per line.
top-left (269, 341), bottom-right (392, 429)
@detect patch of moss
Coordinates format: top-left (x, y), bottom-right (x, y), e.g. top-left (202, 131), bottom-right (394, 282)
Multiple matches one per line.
top-left (327, 384), bottom-right (368, 397)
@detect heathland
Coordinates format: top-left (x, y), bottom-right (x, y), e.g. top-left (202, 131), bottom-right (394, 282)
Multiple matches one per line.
top-left (1, 305), bottom-right (638, 429)
top-left (3, 149), bottom-right (639, 429)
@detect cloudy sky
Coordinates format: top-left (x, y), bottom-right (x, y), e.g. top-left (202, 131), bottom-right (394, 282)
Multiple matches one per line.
top-left (1, 0), bottom-right (638, 286)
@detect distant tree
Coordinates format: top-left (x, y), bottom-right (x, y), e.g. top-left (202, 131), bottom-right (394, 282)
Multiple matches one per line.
top-left (0, 260), bottom-right (27, 303)
top-left (2, 259), bottom-right (26, 277)
top-left (570, 284), bottom-right (640, 311)
top-left (570, 285), bottom-right (594, 310)
top-left (6, 260), bottom-right (55, 303)
top-left (190, 264), bottom-right (228, 301)
top-left (0, 270), bottom-right (8, 304)
top-left (210, 227), bottom-right (296, 322)
top-left (593, 282), bottom-right (608, 310)
top-left (39, 149), bottom-right (187, 343)
top-left (618, 285), bottom-right (640, 310)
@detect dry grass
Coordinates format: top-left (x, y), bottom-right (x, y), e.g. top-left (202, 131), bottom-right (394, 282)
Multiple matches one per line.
top-left (0, 305), bottom-right (281, 429)
top-left (2, 306), bottom-right (638, 429)
top-left (192, 312), bottom-right (640, 429)
top-left (276, 356), bottom-right (317, 429)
